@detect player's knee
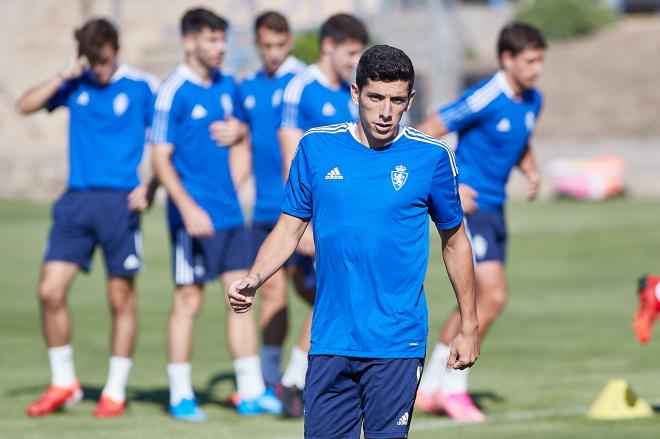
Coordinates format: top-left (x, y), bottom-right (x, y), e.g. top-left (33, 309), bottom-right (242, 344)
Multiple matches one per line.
top-left (37, 282), bottom-right (66, 309)
top-left (174, 290), bottom-right (203, 318)
top-left (488, 289), bottom-right (508, 314)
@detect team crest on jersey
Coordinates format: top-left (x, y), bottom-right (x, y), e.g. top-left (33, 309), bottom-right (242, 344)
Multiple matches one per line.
top-left (113, 93), bottom-right (129, 116)
top-left (271, 88), bottom-right (283, 107)
top-left (244, 95), bottom-right (256, 110)
top-left (76, 91), bottom-right (89, 106)
top-left (525, 111), bottom-right (536, 131)
top-left (220, 93), bottom-right (233, 116)
top-left (321, 102), bottom-right (336, 117)
top-left (391, 164), bottom-right (408, 191)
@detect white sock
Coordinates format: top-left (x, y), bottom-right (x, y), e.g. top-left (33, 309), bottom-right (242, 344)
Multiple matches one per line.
top-left (280, 346), bottom-right (308, 389)
top-left (419, 342), bottom-right (450, 394)
top-left (440, 366), bottom-right (470, 395)
top-left (48, 345), bottom-right (76, 387)
top-left (167, 363), bottom-right (194, 405)
top-left (102, 356), bottom-right (132, 402)
top-left (234, 355), bottom-right (266, 401)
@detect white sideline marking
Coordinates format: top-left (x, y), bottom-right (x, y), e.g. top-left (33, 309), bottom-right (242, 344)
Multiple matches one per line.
top-left (271, 399), bottom-right (659, 438)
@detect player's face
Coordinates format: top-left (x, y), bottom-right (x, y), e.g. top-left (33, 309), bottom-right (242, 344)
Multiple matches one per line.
top-left (352, 79), bottom-right (415, 143)
top-left (256, 27), bottom-right (292, 75)
top-left (89, 44), bottom-right (118, 85)
top-left (503, 47), bottom-right (545, 90)
top-left (186, 27), bottom-right (226, 70)
top-left (328, 39), bottom-right (366, 83)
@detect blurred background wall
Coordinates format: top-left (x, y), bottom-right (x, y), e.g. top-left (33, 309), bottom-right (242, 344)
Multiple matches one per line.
top-left (1, 0), bottom-right (658, 199)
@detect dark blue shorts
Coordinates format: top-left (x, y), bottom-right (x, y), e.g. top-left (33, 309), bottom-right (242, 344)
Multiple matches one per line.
top-left (304, 355), bottom-right (424, 439)
top-left (44, 190), bottom-right (142, 277)
top-left (465, 208), bottom-right (507, 263)
top-left (251, 221), bottom-right (316, 291)
top-left (170, 226), bottom-right (251, 285)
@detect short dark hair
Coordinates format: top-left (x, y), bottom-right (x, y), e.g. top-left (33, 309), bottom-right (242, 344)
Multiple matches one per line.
top-left (320, 13), bottom-right (368, 46)
top-left (255, 11), bottom-right (289, 34)
top-left (356, 45), bottom-right (414, 93)
top-left (497, 22), bottom-right (547, 60)
top-left (181, 8), bottom-right (228, 36)
top-left (74, 18), bottom-right (119, 63)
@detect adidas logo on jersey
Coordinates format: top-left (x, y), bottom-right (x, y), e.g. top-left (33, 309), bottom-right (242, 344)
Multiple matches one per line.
top-left (191, 104), bottom-right (208, 120)
top-left (123, 254), bottom-right (140, 270)
top-left (496, 118), bottom-right (511, 132)
top-left (76, 91), bottom-right (90, 106)
top-left (324, 167), bottom-right (344, 180)
top-left (397, 412), bottom-right (409, 426)
top-left (321, 102), bottom-right (336, 117)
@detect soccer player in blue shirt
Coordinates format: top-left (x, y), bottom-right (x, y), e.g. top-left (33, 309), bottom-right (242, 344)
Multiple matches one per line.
top-left (415, 22), bottom-right (546, 422)
top-left (150, 8), bottom-right (281, 420)
top-left (237, 10), bottom-right (306, 397)
top-left (228, 44), bottom-right (480, 439)
top-left (16, 18), bottom-right (158, 418)
top-left (276, 14), bottom-right (369, 417)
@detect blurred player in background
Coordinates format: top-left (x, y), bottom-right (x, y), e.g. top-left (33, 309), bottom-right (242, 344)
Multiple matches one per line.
top-left (16, 18), bottom-right (158, 418)
top-left (150, 8), bottom-right (280, 421)
top-left (236, 10), bottom-right (306, 397)
top-left (276, 13), bottom-right (368, 417)
top-left (415, 22), bottom-right (546, 422)
top-left (633, 274), bottom-right (660, 344)
top-left (228, 44), bottom-right (479, 438)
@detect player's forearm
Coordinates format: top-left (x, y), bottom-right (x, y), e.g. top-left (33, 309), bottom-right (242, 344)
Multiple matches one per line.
top-left (15, 74), bottom-right (63, 114)
top-left (229, 135), bottom-right (252, 189)
top-left (249, 214), bottom-right (308, 286)
top-left (441, 224), bottom-right (479, 333)
top-left (279, 127), bottom-right (303, 179)
top-left (517, 146), bottom-right (538, 177)
top-left (151, 147), bottom-right (197, 211)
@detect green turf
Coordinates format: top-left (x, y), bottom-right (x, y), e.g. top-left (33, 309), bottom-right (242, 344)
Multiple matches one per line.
top-left (1, 198), bottom-right (660, 438)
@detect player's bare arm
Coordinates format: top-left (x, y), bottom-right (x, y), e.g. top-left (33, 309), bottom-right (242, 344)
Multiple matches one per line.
top-left (228, 213), bottom-right (309, 313)
top-left (440, 222), bottom-right (480, 371)
top-left (517, 145), bottom-right (541, 200)
top-left (152, 143), bottom-right (214, 237)
top-left (15, 47), bottom-right (86, 114)
top-left (458, 184), bottom-right (479, 214)
top-left (278, 126), bottom-right (304, 179)
top-left (229, 132), bottom-right (252, 190)
top-left (417, 112), bottom-right (449, 139)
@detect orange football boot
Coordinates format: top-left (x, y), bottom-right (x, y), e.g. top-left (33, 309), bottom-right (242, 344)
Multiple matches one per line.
top-left (633, 274), bottom-right (660, 344)
top-left (26, 381), bottom-right (83, 416)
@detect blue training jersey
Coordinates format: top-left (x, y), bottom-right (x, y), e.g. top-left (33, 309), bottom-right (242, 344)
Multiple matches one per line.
top-left (151, 65), bottom-right (245, 231)
top-left (47, 64), bottom-right (158, 190)
top-left (281, 65), bottom-right (358, 132)
top-left (282, 123), bottom-right (463, 359)
top-left (239, 56), bottom-right (306, 224)
top-left (438, 71), bottom-right (543, 211)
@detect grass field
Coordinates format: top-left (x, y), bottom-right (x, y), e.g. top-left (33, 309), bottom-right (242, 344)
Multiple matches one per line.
top-left (1, 198), bottom-right (660, 438)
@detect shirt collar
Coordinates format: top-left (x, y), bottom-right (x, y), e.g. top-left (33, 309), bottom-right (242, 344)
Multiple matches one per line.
top-left (495, 70), bottom-right (517, 100)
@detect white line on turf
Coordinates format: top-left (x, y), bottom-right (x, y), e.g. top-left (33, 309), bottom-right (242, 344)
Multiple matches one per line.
top-left (271, 398), bottom-right (660, 438)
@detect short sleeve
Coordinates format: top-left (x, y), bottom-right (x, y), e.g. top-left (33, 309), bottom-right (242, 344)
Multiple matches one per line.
top-left (144, 82), bottom-right (158, 129)
top-left (150, 88), bottom-right (181, 145)
top-left (428, 149), bottom-right (463, 230)
top-left (281, 79), bottom-right (305, 130)
top-left (437, 89), bottom-right (489, 133)
top-left (46, 80), bottom-right (78, 112)
top-left (281, 142), bottom-right (313, 219)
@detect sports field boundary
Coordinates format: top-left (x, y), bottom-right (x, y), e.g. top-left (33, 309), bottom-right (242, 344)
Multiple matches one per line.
top-left (272, 398), bottom-right (660, 439)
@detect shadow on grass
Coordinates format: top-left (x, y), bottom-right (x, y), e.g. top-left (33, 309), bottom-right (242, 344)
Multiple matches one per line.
top-left (6, 371), bottom-right (238, 414)
top-left (471, 391), bottom-right (505, 410)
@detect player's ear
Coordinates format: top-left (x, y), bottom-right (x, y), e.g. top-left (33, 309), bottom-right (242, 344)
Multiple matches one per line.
top-left (406, 89), bottom-right (416, 112)
top-left (182, 34), bottom-right (195, 54)
top-left (350, 83), bottom-right (360, 106)
top-left (501, 51), bottom-right (514, 71)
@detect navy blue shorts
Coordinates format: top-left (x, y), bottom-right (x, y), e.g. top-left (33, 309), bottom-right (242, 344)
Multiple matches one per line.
top-left (304, 355), bottom-right (424, 439)
top-left (251, 221), bottom-right (316, 291)
top-left (170, 226), bottom-right (251, 285)
top-left (44, 190), bottom-right (142, 277)
top-left (465, 208), bottom-right (507, 263)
